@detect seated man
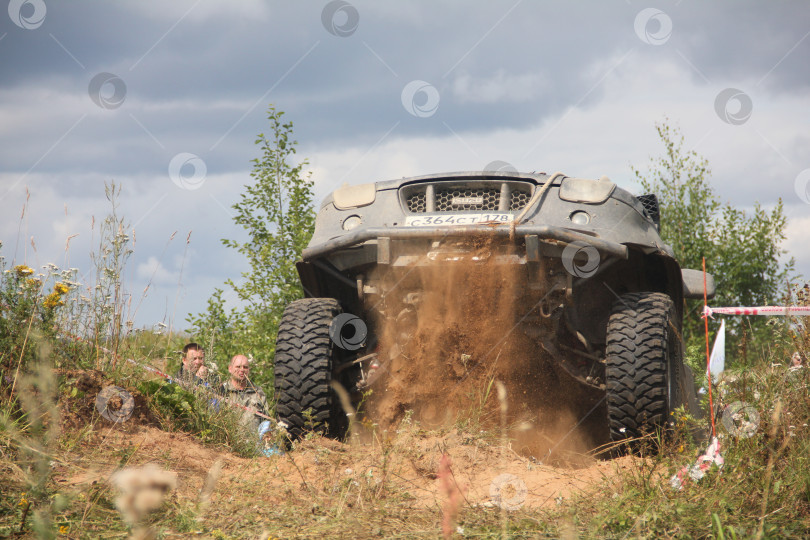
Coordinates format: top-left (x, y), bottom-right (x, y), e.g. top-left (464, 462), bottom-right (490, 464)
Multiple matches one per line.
top-left (219, 354), bottom-right (270, 433)
top-left (175, 343), bottom-right (217, 386)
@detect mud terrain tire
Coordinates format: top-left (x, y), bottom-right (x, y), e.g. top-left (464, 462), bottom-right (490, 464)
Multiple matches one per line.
top-left (605, 292), bottom-right (682, 444)
top-left (274, 298), bottom-right (344, 440)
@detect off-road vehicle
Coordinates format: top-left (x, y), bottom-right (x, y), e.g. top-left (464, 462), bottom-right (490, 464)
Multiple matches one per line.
top-left (274, 171), bottom-right (713, 442)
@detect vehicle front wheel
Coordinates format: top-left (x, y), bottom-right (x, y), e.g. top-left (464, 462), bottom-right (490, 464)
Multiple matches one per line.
top-left (274, 298), bottom-right (347, 440)
top-left (605, 292), bottom-right (686, 446)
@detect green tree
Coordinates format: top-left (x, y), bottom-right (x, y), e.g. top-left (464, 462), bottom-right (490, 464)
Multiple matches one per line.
top-left (632, 120), bottom-right (794, 366)
top-left (188, 106), bottom-right (316, 389)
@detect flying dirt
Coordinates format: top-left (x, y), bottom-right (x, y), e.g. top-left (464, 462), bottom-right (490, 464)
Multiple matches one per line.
top-left (366, 241), bottom-right (608, 461)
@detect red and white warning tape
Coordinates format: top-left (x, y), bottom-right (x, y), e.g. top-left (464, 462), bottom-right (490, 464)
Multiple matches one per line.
top-left (657, 263), bottom-right (805, 489)
top-left (670, 436), bottom-right (724, 490)
top-left (680, 272), bottom-right (808, 490)
top-left (704, 305), bottom-right (810, 318)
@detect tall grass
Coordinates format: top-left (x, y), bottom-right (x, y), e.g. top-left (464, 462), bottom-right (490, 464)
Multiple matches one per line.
top-left (568, 315), bottom-right (810, 538)
top-left (0, 183), bottom-right (261, 536)
top-left (0, 345), bottom-right (65, 538)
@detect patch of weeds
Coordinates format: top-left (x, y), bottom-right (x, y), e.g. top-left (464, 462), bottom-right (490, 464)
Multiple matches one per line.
top-left (51, 484), bottom-right (125, 538)
top-left (58, 423), bottom-right (94, 454)
top-left (0, 254), bottom-right (74, 398)
top-left (567, 346), bottom-right (810, 538)
top-left (114, 445), bottom-right (138, 467)
top-left (454, 376), bottom-right (498, 433)
top-left (137, 378), bottom-right (259, 457)
top-left (0, 351), bottom-right (71, 538)
top-left (301, 407), bottom-right (323, 438)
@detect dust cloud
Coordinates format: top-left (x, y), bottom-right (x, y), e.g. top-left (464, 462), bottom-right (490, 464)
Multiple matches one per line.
top-left (366, 239), bottom-right (608, 462)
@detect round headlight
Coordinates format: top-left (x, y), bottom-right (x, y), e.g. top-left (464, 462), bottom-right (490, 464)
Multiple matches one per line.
top-left (342, 215), bottom-right (362, 231)
top-left (569, 210), bottom-right (590, 225)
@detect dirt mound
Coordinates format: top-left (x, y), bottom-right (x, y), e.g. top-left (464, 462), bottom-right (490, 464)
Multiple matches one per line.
top-left (367, 241), bottom-right (608, 460)
top-left (210, 424), bottom-right (629, 514)
top-left (59, 369), bottom-right (158, 432)
top-left (44, 375), bottom-right (631, 536)
top-left (49, 420), bottom-right (629, 526)
top-left (52, 423), bottom-right (242, 502)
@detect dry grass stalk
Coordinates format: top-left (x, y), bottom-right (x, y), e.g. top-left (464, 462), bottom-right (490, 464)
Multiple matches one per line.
top-left (438, 454), bottom-right (462, 539)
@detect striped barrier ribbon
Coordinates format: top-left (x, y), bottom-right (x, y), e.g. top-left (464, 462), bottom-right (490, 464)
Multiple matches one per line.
top-left (670, 436), bottom-right (724, 490)
top-left (703, 305), bottom-right (810, 318)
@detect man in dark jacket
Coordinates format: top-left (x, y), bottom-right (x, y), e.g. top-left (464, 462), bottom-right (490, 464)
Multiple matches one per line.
top-left (175, 343), bottom-right (217, 386)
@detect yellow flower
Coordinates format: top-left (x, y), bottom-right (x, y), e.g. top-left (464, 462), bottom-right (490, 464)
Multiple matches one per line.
top-left (18, 493), bottom-right (28, 506)
top-left (59, 525), bottom-right (69, 535)
top-left (13, 265), bottom-right (34, 276)
top-left (54, 282), bottom-right (69, 295)
top-left (43, 292), bottom-right (65, 310)
top-left (25, 277), bottom-right (41, 288)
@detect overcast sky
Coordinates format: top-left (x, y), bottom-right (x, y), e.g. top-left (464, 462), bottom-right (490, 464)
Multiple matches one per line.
top-left (1, 1), bottom-right (808, 329)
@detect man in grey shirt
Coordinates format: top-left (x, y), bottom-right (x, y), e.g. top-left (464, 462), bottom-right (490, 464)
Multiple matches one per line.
top-left (218, 354), bottom-right (269, 433)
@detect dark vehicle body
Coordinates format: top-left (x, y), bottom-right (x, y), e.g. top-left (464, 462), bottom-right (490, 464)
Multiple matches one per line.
top-left (274, 171), bottom-right (712, 443)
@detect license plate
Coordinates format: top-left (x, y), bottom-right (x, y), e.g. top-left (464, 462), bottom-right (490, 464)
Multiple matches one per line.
top-left (404, 213), bottom-right (514, 226)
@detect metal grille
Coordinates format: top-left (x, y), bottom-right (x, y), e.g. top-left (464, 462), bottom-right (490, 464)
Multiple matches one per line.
top-left (407, 191), bottom-right (427, 212)
top-left (636, 193), bottom-right (660, 224)
top-left (405, 182), bottom-right (533, 213)
top-left (510, 188), bottom-right (531, 210)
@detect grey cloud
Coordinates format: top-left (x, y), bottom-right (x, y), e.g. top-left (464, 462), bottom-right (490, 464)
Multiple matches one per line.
top-left (2, 0), bottom-right (809, 325)
top-left (666, 2), bottom-right (810, 91)
top-left (6, 1), bottom-right (806, 167)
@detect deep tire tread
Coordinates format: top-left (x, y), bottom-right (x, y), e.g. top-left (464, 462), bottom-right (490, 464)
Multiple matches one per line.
top-left (274, 298), bottom-right (342, 439)
top-left (605, 292), bottom-right (680, 443)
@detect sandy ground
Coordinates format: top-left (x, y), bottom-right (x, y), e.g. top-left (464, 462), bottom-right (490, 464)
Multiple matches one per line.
top-left (53, 244), bottom-right (629, 516)
top-left (53, 421), bottom-right (633, 514)
top-left (55, 363), bottom-right (625, 518)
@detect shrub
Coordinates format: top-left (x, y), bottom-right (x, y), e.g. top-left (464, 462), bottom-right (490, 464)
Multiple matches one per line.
top-left (137, 379), bottom-right (259, 457)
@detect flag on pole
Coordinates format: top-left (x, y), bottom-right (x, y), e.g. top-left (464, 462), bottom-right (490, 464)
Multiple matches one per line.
top-left (708, 320), bottom-right (726, 383)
